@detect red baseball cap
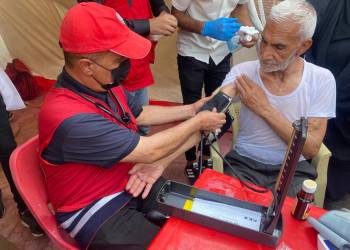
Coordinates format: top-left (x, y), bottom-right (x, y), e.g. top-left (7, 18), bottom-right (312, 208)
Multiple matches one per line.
top-left (59, 2), bottom-right (151, 59)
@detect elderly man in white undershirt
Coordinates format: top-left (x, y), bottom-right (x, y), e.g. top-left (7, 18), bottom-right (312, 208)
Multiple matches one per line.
top-left (220, 0), bottom-right (336, 196)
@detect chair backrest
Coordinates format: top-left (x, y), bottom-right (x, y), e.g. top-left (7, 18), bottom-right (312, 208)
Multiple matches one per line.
top-left (229, 102), bottom-right (241, 145)
top-left (9, 135), bottom-right (79, 250)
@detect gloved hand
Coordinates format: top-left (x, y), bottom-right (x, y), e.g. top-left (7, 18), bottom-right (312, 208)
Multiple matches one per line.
top-left (201, 18), bottom-right (241, 41)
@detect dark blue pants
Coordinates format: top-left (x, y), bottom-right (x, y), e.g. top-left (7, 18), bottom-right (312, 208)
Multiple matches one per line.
top-left (0, 95), bottom-right (27, 212)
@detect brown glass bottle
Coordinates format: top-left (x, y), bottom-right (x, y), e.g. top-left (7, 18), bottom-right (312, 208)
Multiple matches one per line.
top-left (292, 180), bottom-right (317, 220)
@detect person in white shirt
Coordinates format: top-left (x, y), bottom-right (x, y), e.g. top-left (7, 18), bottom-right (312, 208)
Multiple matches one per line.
top-left (0, 85), bottom-right (43, 236)
top-left (171, 0), bottom-right (257, 182)
top-left (220, 0), bottom-right (336, 196)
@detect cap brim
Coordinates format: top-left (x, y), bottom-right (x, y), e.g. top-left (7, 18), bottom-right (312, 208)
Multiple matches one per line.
top-left (110, 30), bottom-right (151, 60)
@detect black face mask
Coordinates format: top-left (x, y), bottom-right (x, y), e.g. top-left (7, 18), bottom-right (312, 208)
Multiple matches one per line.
top-left (91, 59), bottom-right (131, 90)
top-left (104, 59), bottom-right (131, 90)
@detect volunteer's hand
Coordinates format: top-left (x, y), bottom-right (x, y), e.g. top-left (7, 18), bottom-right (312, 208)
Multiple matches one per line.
top-left (201, 18), bottom-right (241, 41)
top-left (126, 163), bottom-right (165, 199)
top-left (240, 34), bottom-right (259, 48)
top-left (150, 12), bottom-right (178, 36)
top-left (235, 74), bottom-right (270, 116)
top-left (191, 96), bottom-right (212, 114)
top-left (195, 109), bottom-right (226, 132)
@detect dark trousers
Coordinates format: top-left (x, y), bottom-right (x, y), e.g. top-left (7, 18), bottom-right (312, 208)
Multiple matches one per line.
top-left (326, 157), bottom-right (350, 200)
top-left (223, 150), bottom-right (318, 197)
top-left (178, 54), bottom-right (232, 161)
top-left (0, 95), bottom-right (27, 212)
top-left (89, 178), bottom-right (166, 250)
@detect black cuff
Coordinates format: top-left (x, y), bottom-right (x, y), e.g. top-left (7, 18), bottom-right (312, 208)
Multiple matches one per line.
top-left (125, 19), bottom-right (150, 37)
top-left (198, 92), bottom-right (232, 113)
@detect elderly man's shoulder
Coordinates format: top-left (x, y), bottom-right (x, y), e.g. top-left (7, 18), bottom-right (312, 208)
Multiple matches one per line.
top-left (230, 60), bottom-right (259, 74)
top-left (221, 60), bottom-right (259, 87)
top-left (305, 60), bottom-right (336, 86)
top-left (233, 60), bottom-right (259, 69)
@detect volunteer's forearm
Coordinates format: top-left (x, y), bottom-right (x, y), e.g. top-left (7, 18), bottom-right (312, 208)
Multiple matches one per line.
top-left (137, 104), bottom-right (195, 126)
top-left (171, 6), bottom-right (203, 34)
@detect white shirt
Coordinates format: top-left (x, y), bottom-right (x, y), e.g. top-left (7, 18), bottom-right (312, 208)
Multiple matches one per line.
top-left (221, 60), bottom-right (336, 165)
top-left (0, 69), bottom-right (25, 111)
top-left (172, 0), bottom-right (248, 65)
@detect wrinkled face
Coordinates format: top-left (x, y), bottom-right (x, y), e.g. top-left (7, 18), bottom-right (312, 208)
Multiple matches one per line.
top-left (257, 20), bottom-right (304, 73)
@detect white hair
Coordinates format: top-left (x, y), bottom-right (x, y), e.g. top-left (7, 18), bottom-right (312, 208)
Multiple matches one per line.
top-left (269, 0), bottom-right (317, 40)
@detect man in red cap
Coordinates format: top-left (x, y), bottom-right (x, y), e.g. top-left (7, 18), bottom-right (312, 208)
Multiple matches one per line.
top-left (39, 2), bottom-right (226, 249)
top-left (78, 0), bottom-right (178, 134)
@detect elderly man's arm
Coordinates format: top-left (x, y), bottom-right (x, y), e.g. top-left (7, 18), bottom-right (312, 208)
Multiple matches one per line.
top-left (235, 74), bottom-right (326, 159)
top-left (262, 112), bottom-right (327, 159)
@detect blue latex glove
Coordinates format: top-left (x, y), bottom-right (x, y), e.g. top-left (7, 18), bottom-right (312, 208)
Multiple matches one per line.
top-left (201, 18), bottom-right (241, 41)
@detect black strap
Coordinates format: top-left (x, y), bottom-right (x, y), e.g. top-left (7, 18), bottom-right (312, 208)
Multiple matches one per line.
top-left (77, 92), bottom-right (126, 125)
top-left (108, 89), bottom-right (131, 124)
top-left (59, 79), bottom-right (129, 126)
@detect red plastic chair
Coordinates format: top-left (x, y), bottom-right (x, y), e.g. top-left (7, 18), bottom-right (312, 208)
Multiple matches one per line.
top-left (9, 135), bottom-right (80, 250)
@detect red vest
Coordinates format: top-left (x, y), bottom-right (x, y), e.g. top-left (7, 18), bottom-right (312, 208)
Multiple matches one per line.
top-left (39, 86), bottom-right (138, 212)
top-left (104, 0), bottom-right (156, 91)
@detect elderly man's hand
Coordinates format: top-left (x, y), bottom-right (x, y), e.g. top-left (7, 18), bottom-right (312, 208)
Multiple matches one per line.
top-left (240, 34), bottom-right (258, 48)
top-left (235, 74), bottom-right (270, 116)
top-left (126, 163), bottom-right (165, 199)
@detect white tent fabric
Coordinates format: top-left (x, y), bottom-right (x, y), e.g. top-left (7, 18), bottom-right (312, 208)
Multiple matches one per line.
top-left (0, 35), bottom-right (12, 69)
top-left (0, 0), bottom-right (75, 79)
top-left (0, 68), bottom-right (25, 111)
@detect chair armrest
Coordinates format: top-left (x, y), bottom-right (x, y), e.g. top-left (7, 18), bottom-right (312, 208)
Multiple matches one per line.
top-left (230, 102), bottom-right (240, 145)
top-left (210, 141), bottom-right (224, 173)
top-left (311, 144), bottom-right (332, 208)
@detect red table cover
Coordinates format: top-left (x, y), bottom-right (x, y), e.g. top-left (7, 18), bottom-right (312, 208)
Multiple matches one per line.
top-left (149, 169), bottom-right (325, 250)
